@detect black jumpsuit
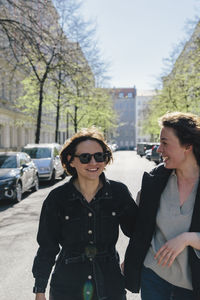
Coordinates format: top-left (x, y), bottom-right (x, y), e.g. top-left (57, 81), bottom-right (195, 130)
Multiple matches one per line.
top-left (32, 173), bottom-right (138, 300)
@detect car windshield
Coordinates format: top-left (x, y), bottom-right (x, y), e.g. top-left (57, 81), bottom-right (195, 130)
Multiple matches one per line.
top-left (23, 147), bottom-right (51, 159)
top-left (0, 155), bottom-right (17, 168)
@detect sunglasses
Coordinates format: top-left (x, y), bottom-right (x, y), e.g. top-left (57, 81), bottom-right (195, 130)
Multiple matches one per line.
top-left (74, 152), bottom-right (108, 164)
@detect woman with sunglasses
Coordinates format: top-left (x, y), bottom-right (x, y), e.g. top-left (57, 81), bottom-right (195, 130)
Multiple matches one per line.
top-left (32, 127), bottom-right (138, 300)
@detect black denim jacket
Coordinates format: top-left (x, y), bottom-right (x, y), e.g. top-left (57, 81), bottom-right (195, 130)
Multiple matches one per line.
top-left (32, 173), bottom-right (138, 298)
top-left (124, 165), bottom-right (200, 300)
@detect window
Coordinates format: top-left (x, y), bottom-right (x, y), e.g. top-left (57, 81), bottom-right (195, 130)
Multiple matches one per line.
top-left (127, 92), bottom-right (133, 98)
top-left (118, 92), bottom-right (124, 98)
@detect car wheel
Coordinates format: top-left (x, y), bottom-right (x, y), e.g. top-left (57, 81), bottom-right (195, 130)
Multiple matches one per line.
top-left (32, 175), bottom-right (39, 192)
top-left (50, 170), bottom-right (56, 185)
top-left (14, 182), bottom-right (22, 203)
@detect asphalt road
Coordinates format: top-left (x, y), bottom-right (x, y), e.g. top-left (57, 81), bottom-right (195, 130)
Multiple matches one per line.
top-left (0, 151), bottom-right (155, 300)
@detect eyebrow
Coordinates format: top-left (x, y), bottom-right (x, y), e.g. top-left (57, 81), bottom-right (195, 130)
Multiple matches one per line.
top-left (160, 137), bottom-right (167, 141)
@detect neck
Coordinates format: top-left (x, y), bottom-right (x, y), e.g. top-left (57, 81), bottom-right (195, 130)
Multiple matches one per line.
top-left (176, 163), bottom-right (200, 182)
top-left (75, 178), bottom-right (102, 202)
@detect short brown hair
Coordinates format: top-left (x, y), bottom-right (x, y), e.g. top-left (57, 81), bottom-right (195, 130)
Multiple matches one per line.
top-left (159, 111), bottom-right (200, 166)
top-left (60, 127), bottom-right (113, 175)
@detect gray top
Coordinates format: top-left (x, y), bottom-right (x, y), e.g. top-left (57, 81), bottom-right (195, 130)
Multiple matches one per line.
top-left (144, 171), bottom-right (200, 290)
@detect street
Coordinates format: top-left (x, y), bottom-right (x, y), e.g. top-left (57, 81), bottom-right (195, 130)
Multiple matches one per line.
top-left (0, 151), bottom-right (155, 300)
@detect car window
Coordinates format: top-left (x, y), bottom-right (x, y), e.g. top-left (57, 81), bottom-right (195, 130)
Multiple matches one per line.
top-left (23, 147), bottom-right (51, 158)
top-left (24, 154), bottom-right (31, 163)
top-left (0, 155), bottom-right (17, 168)
top-left (19, 153), bottom-right (31, 166)
top-left (19, 153), bottom-right (26, 166)
top-left (53, 147), bottom-right (59, 157)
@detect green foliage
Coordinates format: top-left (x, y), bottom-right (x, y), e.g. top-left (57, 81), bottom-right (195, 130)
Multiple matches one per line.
top-left (142, 21), bottom-right (200, 137)
top-left (15, 76), bottom-right (54, 124)
top-left (78, 88), bottom-right (117, 132)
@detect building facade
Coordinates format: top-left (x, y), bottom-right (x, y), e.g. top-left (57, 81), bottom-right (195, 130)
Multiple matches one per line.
top-left (136, 90), bottom-right (155, 143)
top-left (0, 0), bottom-right (94, 151)
top-left (110, 87), bottom-right (137, 150)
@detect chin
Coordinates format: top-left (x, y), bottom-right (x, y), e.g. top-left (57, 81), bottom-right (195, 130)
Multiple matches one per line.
top-left (163, 161), bottom-right (171, 169)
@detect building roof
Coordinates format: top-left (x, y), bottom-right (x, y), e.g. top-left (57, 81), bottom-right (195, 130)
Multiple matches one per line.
top-left (111, 87), bottom-right (137, 97)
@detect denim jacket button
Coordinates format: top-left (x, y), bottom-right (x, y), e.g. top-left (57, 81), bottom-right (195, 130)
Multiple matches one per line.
top-left (65, 216), bottom-right (69, 220)
top-left (112, 212), bottom-right (116, 216)
top-left (88, 212), bottom-right (92, 217)
top-left (88, 230), bottom-right (92, 234)
top-left (88, 275), bottom-right (92, 279)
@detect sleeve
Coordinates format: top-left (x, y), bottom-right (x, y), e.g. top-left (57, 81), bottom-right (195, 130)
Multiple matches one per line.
top-left (136, 190), bottom-right (141, 206)
top-left (118, 184), bottom-right (138, 237)
top-left (194, 232), bottom-right (200, 259)
top-left (32, 191), bottom-right (61, 292)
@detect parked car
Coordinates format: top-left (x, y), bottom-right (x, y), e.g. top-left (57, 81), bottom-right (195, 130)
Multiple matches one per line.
top-left (0, 152), bottom-right (39, 203)
top-left (145, 148), bottom-right (152, 160)
top-left (150, 144), bottom-right (163, 164)
top-left (137, 142), bottom-right (155, 157)
top-left (22, 143), bottom-right (65, 183)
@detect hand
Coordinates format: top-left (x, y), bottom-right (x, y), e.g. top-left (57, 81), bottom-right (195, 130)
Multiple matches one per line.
top-left (35, 293), bottom-right (46, 300)
top-left (154, 233), bottom-right (188, 267)
top-left (121, 261), bottom-right (124, 274)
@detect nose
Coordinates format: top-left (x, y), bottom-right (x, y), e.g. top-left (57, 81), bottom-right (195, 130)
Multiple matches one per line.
top-left (89, 156), bottom-right (96, 164)
top-left (157, 144), bottom-right (162, 153)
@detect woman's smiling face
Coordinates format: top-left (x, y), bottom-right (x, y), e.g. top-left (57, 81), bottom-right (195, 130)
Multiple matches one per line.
top-left (70, 140), bottom-right (106, 181)
top-left (157, 127), bottom-right (188, 169)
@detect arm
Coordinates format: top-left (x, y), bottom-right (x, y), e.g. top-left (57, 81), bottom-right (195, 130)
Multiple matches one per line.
top-left (154, 232), bottom-right (200, 267)
top-left (118, 185), bottom-right (138, 237)
top-left (32, 190), bottom-right (61, 293)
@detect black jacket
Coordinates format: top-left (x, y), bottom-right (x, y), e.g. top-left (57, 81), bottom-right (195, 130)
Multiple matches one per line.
top-left (124, 164), bottom-right (200, 300)
top-left (32, 173), bottom-right (138, 299)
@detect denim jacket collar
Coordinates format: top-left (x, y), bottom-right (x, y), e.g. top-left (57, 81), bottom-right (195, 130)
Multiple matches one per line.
top-left (64, 172), bottom-right (112, 202)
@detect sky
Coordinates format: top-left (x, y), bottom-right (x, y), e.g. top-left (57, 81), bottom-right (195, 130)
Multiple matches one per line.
top-left (81, 0), bottom-right (199, 91)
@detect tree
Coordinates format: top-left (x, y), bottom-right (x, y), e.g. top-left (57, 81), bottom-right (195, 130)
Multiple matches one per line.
top-left (142, 20), bottom-right (200, 138)
top-left (0, 0), bottom-right (67, 143)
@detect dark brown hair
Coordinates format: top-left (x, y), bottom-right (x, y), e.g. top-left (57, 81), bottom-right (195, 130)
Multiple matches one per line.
top-left (60, 127), bottom-right (113, 175)
top-left (159, 112), bottom-right (200, 166)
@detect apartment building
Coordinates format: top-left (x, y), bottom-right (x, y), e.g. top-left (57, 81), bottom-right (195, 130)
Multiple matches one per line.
top-left (0, 0), bottom-right (94, 150)
top-left (110, 87), bottom-right (137, 150)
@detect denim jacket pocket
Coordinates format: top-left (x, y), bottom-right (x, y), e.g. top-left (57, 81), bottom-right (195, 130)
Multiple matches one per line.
top-left (62, 215), bottom-right (83, 243)
top-left (100, 210), bottom-right (118, 243)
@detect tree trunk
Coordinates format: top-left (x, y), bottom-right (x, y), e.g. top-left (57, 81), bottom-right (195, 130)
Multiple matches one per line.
top-left (55, 95), bottom-right (60, 143)
top-left (74, 105), bottom-right (78, 133)
top-left (35, 82), bottom-right (44, 143)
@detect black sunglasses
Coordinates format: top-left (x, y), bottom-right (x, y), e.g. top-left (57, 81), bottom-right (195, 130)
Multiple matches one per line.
top-left (74, 152), bottom-right (108, 164)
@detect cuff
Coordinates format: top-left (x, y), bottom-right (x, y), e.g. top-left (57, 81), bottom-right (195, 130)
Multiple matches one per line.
top-left (33, 286), bottom-right (46, 293)
top-left (33, 278), bottom-right (48, 293)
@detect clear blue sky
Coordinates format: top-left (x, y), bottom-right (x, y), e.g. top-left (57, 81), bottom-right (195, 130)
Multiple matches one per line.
top-left (81, 0), bottom-right (199, 90)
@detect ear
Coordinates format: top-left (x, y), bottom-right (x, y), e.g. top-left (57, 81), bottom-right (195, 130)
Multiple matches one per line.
top-left (185, 144), bottom-right (192, 152)
top-left (67, 155), bottom-right (74, 167)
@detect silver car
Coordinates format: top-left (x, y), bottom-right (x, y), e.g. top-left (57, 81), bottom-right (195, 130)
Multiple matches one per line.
top-left (22, 143), bottom-right (66, 183)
